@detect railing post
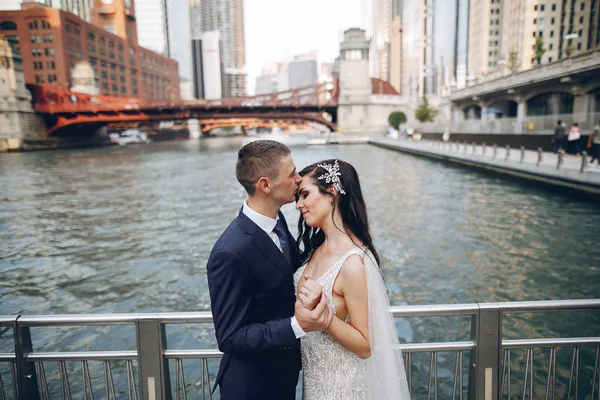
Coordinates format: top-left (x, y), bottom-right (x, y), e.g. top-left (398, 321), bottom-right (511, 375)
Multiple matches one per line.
top-left (581, 151), bottom-right (587, 173)
top-left (137, 318), bottom-right (172, 400)
top-left (537, 148), bottom-right (543, 166)
top-left (505, 145), bottom-right (510, 160)
top-left (472, 142), bottom-right (476, 154)
top-left (15, 319), bottom-right (40, 400)
top-left (520, 146), bottom-right (525, 163)
top-left (482, 143), bottom-right (486, 156)
top-left (556, 151), bottom-right (563, 170)
top-left (493, 144), bottom-right (497, 158)
top-left (468, 304), bottom-right (501, 400)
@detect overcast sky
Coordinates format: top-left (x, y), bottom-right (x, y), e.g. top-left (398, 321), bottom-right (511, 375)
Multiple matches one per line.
top-left (244, 0), bottom-right (363, 94)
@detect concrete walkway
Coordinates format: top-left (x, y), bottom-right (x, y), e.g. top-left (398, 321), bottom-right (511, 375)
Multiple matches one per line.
top-left (369, 137), bottom-right (600, 197)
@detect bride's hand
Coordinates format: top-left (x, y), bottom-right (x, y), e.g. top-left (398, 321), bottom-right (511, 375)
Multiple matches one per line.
top-left (298, 275), bottom-right (322, 311)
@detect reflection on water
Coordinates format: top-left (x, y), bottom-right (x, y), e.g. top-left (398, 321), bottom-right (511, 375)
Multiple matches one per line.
top-left (1, 139), bottom-right (599, 398)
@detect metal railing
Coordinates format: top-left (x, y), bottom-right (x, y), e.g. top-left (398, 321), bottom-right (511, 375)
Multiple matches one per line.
top-left (418, 112), bottom-right (600, 135)
top-left (1, 300), bottom-right (599, 400)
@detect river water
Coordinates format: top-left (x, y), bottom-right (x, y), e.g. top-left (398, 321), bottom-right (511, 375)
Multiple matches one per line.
top-left (1, 138), bottom-right (599, 398)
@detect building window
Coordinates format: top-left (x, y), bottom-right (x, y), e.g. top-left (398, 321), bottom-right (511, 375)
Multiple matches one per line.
top-left (552, 3), bottom-right (556, 11)
top-left (35, 75), bottom-right (45, 83)
top-left (111, 73), bottom-right (116, 81)
top-left (579, 29), bottom-right (583, 37)
top-left (581, 2), bottom-right (585, 10)
top-left (133, 88), bottom-right (138, 96)
top-left (579, 16), bottom-right (584, 23)
top-left (534, 5), bottom-right (537, 10)
top-left (109, 52), bottom-right (115, 59)
top-left (548, 57), bottom-right (552, 62)
top-left (112, 84), bottom-right (117, 91)
top-left (577, 43), bottom-right (581, 50)
top-left (28, 20), bottom-right (38, 30)
top-left (120, 76), bottom-right (125, 83)
top-left (45, 48), bottom-right (54, 56)
top-left (87, 32), bottom-right (95, 41)
top-left (102, 82), bottom-right (108, 89)
top-left (549, 43), bottom-right (553, 50)
top-left (110, 63), bottom-right (116, 70)
top-left (89, 57), bottom-right (97, 65)
top-left (6, 35), bottom-right (19, 44)
top-left (30, 35), bottom-right (41, 43)
top-left (120, 86), bottom-right (126, 93)
top-left (102, 71), bottom-right (108, 78)
top-left (108, 41), bottom-right (114, 49)
top-left (551, 17), bottom-right (555, 24)
top-left (46, 60), bottom-right (55, 69)
top-left (533, 32), bottom-right (536, 37)
top-left (541, 4), bottom-right (544, 11)
top-left (31, 48), bottom-right (42, 56)
top-left (100, 60), bottom-right (107, 67)
top-left (48, 74), bottom-right (57, 83)
top-left (98, 37), bottom-right (105, 45)
top-left (533, 18), bottom-right (537, 24)
top-left (119, 66), bottom-right (125, 73)
top-left (539, 31), bottom-right (543, 37)
top-left (99, 48), bottom-right (106, 56)
top-left (88, 44), bottom-right (96, 52)
top-left (550, 31), bottom-right (554, 37)
top-left (43, 34), bottom-right (52, 43)
top-left (0, 21), bottom-right (18, 30)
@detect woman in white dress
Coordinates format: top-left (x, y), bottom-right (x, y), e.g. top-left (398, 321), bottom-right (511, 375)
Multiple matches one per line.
top-left (294, 159), bottom-right (411, 400)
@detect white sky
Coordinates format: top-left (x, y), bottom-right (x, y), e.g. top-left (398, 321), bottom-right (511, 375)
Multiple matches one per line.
top-left (243, 0), bottom-right (363, 94)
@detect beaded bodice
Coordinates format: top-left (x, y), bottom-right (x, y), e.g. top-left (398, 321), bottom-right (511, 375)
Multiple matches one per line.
top-left (294, 248), bottom-right (368, 400)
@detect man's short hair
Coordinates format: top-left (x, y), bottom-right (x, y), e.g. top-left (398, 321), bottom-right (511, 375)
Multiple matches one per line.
top-left (236, 140), bottom-right (291, 195)
top-left (557, 120), bottom-right (562, 124)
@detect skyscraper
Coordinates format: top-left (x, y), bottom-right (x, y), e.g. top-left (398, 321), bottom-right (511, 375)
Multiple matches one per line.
top-left (188, 0), bottom-right (246, 97)
top-left (362, 0), bottom-right (392, 81)
top-left (136, 0), bottom-right (192, 99)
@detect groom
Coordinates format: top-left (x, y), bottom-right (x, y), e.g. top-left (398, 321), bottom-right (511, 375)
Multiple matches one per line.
top-left (207, 140), bottom-right (333, 400)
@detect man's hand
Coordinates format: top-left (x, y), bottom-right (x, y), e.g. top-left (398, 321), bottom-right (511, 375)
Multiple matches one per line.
top-left (295, 292), bottom-right (334, 332)
top-left (298, 275), bottom-right (322, 310)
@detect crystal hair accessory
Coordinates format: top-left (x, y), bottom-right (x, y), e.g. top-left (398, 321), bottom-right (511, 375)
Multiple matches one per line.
top-left (317, 160), bottom-right (346, 195)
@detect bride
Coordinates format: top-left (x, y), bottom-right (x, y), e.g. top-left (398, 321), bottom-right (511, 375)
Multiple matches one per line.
top-left (294, 159), bottom-right (411, 400)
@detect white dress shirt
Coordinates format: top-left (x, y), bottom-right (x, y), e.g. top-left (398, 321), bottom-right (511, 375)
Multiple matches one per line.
top-left (242, 200), bottom-right (306, 339)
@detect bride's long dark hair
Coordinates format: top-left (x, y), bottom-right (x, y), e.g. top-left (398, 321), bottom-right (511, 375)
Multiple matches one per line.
top-left (296, 159), bottom-right (380, 266)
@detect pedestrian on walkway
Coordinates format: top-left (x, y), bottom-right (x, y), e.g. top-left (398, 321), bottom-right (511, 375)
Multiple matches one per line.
top-left (552, 120), bottom-right (566, 153)
top-left (588, 121), bottom-right (600, 165)
top-left (567, 122), bottom-right (581, 155)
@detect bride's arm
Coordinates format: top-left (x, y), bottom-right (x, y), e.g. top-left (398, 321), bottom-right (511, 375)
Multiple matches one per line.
top-left (325, 255), bottom-right (371, 359)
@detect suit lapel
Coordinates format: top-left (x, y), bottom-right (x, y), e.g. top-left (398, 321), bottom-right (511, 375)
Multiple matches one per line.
top-left (237, 211), bottom-right (291, 276)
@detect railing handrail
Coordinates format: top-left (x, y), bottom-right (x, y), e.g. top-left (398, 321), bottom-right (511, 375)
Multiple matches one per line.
top-left (3, 299), bottom-right (600, 327)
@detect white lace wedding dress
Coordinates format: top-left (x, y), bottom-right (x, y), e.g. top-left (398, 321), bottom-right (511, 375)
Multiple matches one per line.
top-left (293, 248), bottom-right (411, 400)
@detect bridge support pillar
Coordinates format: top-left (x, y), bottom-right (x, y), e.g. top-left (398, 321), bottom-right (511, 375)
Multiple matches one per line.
top-left (515, 99), bottom-right (526, 134)
top-left (572, 87), bottom-right (590, 120)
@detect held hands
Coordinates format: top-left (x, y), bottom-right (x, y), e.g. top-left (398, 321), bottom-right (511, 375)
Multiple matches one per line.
top-left (298, 275), bottom-right (322, 310)
top-left (295, 276), bottom-right (333, 332)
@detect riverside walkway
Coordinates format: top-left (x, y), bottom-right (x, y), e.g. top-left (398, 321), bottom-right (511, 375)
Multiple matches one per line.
top-left (370, 137), bottom-right (600, 198)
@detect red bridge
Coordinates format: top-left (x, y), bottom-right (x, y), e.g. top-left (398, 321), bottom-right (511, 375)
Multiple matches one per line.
top-left (28, 78), bottom-right (398, 135)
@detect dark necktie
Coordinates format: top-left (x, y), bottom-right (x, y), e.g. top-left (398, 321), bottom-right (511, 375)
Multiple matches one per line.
top-left (273, 219), bottom-right (291, 265)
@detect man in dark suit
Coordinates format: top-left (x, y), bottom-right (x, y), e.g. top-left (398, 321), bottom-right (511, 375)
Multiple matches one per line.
top-left (207, 140), bottom-right (333, 400)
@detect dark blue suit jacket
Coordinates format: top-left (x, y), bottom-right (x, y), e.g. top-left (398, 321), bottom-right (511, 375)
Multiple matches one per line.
top-left (207, 209), bottom-right (302, 400)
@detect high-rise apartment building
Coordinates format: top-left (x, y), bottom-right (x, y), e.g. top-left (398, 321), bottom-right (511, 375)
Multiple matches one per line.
top-left (188, 0), bottom-right (246, 97)
top-left (362, 0), bottom-right (392, 81)
top-left (401, 0), bottom-right (467, 99)
top-left (191, 31), bottom-right (224, 99)
top-left (136, 0), bottom-right (191, 99)
top-left (468, 0), bottom-right (599, 81)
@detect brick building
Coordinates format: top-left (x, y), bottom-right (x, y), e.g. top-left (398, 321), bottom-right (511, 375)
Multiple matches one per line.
top-left (0, 0), bottom-right (180, 101)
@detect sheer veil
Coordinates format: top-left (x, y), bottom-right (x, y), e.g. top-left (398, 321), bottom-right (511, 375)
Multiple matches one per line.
top-left (363, 250), bottom-right (411, 400)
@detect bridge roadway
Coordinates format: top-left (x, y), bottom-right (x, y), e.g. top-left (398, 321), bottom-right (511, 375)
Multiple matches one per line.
top-left (370, 137), bottom-right (600, 199)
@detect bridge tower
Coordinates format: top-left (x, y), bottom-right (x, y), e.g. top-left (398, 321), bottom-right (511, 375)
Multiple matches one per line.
top-left (0, 37), bottom-right (46, 151)
top-left (336, 28), bottom-right (406, 135)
